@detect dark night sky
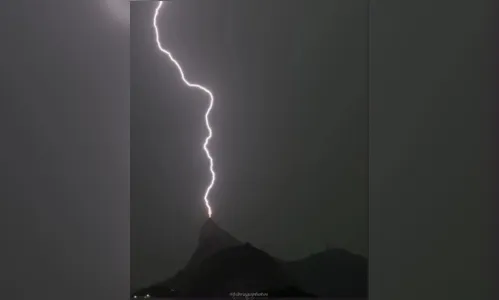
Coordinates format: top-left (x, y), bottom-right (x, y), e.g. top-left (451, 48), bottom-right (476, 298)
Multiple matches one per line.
top-left (131, 0), bottom-right (368, 289)
top-left (0, 0), bottom-right (496, 299)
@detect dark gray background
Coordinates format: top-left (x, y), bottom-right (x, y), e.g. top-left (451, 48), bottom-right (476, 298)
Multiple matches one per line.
top-left (131, 0), bottom-right (368, 290)
top-left (0, 0), bottom-right (497, 299)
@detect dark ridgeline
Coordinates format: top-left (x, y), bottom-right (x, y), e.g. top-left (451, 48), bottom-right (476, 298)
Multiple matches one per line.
top-left (132, 219), bottom-right (367, 298)
top-left (183, 218), bottom-right (243, 272)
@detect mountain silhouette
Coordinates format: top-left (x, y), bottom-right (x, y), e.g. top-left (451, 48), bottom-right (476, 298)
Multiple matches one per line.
top-left (180, 242), bottom-right (296, 296)
top-left (132, 219), bottom-right (367, 298)
top-left (184, 218), bottom-right (242, 272)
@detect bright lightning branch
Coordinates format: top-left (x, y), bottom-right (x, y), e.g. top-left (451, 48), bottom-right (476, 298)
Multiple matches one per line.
top-left (153, 1), bottom-right (215, 218)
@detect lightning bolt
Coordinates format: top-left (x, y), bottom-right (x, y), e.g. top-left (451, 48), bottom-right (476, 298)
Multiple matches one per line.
top-left (153, 1), bottom-right (214, 218)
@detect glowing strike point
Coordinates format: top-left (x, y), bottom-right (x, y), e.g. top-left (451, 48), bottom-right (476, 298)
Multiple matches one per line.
top-left (153, 1), bottom-right (214, 218)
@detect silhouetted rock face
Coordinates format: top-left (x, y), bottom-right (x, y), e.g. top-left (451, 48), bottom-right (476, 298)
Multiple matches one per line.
top-left (184, 218), bottom-right (242, 272)
top-left (135, 243), bottom-right (297, 298)
top-left (132, 220), bottom-right (367, 298)
top-left (182, 243), bottom-right (294, 297)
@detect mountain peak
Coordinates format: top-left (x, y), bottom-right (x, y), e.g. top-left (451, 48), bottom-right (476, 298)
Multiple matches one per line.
top-left (199, 218), bottom-right (224, 242)
top-left (184, 218), bottom-right (242, 271)
top-left (198, 218), bottom-right (240, 245)
top-left (200, 218), bottom-right (218, 231)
